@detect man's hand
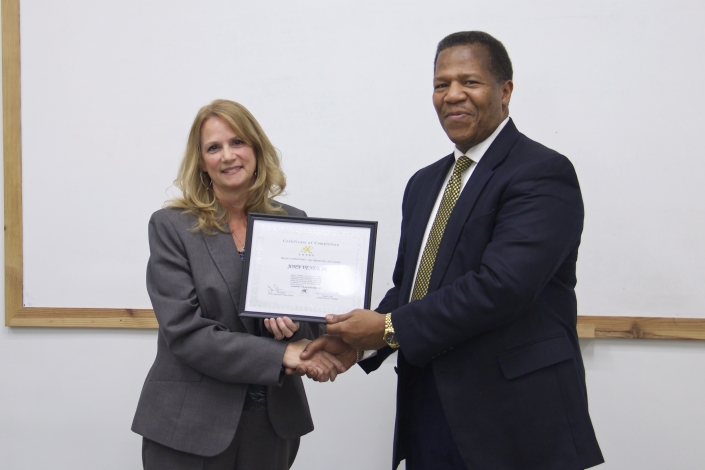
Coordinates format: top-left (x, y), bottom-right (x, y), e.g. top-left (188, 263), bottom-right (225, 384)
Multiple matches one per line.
top-left (282, 339), bottom-right (347, 382)
top-left (298, 335), bottom-right (358, 381)
top-left (324, 309), bottom-right (387, 350)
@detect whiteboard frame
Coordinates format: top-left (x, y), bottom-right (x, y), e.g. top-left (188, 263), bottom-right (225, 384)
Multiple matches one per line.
top-left (3, 0), bottom-right (705, 338)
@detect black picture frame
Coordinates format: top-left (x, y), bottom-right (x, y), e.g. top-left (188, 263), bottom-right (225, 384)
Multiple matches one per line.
top-left (238, 213), bottom-right (378, 323)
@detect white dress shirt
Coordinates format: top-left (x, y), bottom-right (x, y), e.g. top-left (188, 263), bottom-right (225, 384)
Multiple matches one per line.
top-left (362, 117), bottom-right (510, 361)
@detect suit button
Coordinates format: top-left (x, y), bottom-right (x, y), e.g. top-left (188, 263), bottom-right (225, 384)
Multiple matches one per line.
top-left (393, 366), bottom-right (398, 375)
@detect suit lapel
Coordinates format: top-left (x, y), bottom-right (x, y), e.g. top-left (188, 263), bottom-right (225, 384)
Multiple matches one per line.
top-left (202, 229), bottom-right (257, 335)
top-left (427, 119), bottom-right (521, 293)
top-left (399, 155), bottom-right (456, 305)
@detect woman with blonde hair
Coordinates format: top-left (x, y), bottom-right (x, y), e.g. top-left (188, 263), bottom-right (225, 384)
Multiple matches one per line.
top-left (132, 99), bottom-right (344, 470)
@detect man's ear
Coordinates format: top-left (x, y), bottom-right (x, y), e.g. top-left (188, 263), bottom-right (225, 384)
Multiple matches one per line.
top-left (501, 80), bottom-right (514, 107)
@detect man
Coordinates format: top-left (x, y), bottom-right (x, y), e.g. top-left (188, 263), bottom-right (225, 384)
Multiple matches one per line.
top-left (301, 31), bottom-right (604, 470)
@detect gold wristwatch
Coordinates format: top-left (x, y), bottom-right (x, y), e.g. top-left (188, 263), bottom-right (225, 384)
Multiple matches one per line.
top-left (383, 313), bottom-right (400, 349)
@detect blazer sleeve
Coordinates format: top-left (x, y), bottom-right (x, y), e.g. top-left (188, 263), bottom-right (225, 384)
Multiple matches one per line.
top-left (358, 227), bottom-right (405, 373)
top-left (147, 210), bottom-right (288, 386)
top-left (393, 153), bottom-right (584, 367)
top-left (358, 178), bottom-right (416, 373)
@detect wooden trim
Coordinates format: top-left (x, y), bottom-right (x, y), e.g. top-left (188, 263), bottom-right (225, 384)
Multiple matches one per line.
top-left (577, 316), bottom-right (705, 340)
top-left (2, 2), bottom-right (705, 338)
top-left (3, 0), bottom-right (22, 327)
top-left (7, 307), bottom-right (157, 328)
top-left (576, 322), bottom-right (595, 339)
top-left (6, 307), bottom-right (705, 337)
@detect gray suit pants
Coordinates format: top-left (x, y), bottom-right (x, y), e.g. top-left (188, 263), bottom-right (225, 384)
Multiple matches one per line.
top-left (142, 411), bottom-right (300, 470)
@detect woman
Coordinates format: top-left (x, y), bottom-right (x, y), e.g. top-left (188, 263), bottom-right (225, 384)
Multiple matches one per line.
top-left (132, 99), bottom-right (344, 470)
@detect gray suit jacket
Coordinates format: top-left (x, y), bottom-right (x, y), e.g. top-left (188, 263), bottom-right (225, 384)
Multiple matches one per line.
top-left (132, 203), bottom-right (316, 457)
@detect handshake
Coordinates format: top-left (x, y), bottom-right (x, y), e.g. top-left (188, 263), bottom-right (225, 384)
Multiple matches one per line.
top-left (266, 308), bottom-right (389, 382)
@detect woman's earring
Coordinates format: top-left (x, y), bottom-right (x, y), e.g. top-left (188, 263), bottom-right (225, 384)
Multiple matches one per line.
top-left (199, 171), bottom-right (212, 189)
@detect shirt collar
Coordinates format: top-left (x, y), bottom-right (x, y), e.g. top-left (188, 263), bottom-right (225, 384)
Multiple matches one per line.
top-left (453, 116), bottom-right (510, 163)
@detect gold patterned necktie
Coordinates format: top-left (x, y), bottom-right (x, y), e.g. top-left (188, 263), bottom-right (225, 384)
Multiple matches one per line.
top-left (411, 155), bottom-right (472, 301)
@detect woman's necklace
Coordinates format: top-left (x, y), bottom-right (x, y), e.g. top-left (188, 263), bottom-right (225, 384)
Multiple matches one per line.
top-left (233, 231), bottom-right (246, 253)
top-left (231, 220), bottom-right (247, 261)
top-left (228, 212), bottom-right (247, 258)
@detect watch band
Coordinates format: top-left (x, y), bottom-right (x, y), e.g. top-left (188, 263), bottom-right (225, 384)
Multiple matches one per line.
top-left (384, 313), bottom-right (400, 349)
top-left (385, 312), bottom-right (393, 331)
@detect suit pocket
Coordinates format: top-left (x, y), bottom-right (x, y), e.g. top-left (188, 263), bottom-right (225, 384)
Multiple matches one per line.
top-left (149, 368), bottom-right (203, 382)
top-left (497, 334), bottom-right (574, 380)
top-left (467, 207), bottom-right (496, 223)
top-left (458, 209), bottom-right (497, 251)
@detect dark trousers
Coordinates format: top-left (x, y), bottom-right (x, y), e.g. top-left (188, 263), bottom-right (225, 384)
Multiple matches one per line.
top-left (142, 410), bottom-right (299, 470)
top-left (402, 364), bottom-right (468, 470)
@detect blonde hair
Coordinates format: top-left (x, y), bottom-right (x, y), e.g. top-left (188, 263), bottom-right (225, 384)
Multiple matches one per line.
top-left (167, 99), bottom-right (286, 232)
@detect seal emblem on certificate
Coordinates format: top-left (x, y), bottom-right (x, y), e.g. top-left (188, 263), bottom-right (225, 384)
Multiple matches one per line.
top-left (239, 214), bottom-right (377, 323)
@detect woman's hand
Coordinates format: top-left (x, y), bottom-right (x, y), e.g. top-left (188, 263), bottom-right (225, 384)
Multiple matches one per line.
top-left (264, 316), bottom-right (300, 340)
top-left (282, 339), bottom-right (347, 382)
top-left (298, 335), bottom-right (358, 382)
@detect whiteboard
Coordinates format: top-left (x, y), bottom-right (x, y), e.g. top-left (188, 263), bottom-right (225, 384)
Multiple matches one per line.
top-left (19, 0), bottom-right (705, 318)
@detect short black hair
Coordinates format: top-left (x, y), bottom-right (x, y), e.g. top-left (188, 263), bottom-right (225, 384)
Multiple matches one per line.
top-left (434, 31), bottom-right (513, 83)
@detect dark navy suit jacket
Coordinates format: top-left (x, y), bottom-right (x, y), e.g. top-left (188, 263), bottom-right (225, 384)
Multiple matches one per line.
top-left (360, 119), bottom-right (604, 470)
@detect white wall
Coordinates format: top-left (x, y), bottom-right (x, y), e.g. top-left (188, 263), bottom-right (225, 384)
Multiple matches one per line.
top-left (580, 339), bottom-right (705, 469)
top-left (3, 2), bottom-right (705, 469)
top-left (17, 0), bottom-right (705, 318)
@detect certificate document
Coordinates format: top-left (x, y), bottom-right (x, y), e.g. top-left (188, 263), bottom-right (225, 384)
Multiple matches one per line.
top-left (239, 214), bottom-right (377, 323)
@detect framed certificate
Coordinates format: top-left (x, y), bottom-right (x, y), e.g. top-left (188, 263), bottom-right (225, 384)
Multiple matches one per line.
top-left (239, 214), bottom-right (377, 323)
